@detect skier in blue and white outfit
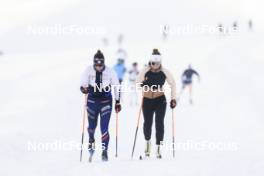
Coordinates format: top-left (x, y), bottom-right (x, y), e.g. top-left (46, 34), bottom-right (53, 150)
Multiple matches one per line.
top-left (80, 50), bottom-right (121, 162)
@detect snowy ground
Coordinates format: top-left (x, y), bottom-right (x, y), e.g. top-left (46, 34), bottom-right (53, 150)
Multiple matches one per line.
top-left (1, 31), bottom-right (264, 176)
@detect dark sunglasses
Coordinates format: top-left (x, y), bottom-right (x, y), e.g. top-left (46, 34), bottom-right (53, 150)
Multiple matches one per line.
top-left (95, 64), bottom-right (104, 67)
top-left (150, 62), bottom-right (161, 66)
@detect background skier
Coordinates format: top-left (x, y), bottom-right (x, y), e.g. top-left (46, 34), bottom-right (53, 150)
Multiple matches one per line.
top-left (181, 64), bottom-right (200, 104)
top-left (128, 62), bottom-right (139, 105)
top-left (114, 48), bottom-right (127, 84)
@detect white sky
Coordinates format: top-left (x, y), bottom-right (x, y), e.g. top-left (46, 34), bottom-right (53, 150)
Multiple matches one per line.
top-left (0, 0), bottom-right (263, 30)
top-left (0, 0), bottom-right (263, 53)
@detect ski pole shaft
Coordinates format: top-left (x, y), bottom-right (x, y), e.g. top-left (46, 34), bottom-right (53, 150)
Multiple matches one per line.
top-left (131, 98), bottom-right (143, 159)
top-left (172, 109), bottom-right (175, 158)
top-left (115, 112), bottom-right (118, 157)
top-left (80, 94), bottom-right (88, 162)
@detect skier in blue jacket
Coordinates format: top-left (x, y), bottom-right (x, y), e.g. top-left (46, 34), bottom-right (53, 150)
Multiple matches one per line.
top-left (113, 58), bottom-right (127, 84)
top-left (181, 64), bottom-right (200, 104)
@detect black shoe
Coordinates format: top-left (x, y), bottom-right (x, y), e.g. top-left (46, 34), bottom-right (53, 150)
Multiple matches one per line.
top-left (88, 142), bottom-right (95, 154)
top-left (157, 154), bottom-right (162, 159)
top-left (102, 150), bottom-right (108, 162)
top-left (88, 142), bottom-right (95, 162)
top-left (156, 145), bottom-right (162, 159)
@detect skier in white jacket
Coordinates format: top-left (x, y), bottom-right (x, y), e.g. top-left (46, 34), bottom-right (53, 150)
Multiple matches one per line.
top-left (80, 50), bottom-right (121, 162)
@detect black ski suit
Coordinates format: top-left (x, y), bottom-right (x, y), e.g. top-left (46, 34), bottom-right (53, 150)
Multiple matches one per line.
top-left (137, 66), bottom-right (176, 145)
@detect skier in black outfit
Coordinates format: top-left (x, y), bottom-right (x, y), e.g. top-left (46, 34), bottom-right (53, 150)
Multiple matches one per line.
top-left (136, 49), bottom-right (177, 159)
top-left (181, 64), bottom-right (200, 104)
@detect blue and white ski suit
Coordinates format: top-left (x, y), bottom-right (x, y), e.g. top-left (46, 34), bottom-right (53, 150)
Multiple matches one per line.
top-left (80, 66), bottom-right (120, 151)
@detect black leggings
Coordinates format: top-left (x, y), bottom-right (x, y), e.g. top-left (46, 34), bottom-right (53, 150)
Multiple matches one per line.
top-left (142, 95), bottom-right (167, 145)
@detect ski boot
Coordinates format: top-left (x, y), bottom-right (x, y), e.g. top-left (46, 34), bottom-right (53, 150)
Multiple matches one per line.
top-left (88, 142), bottom-right (95, 162)
top-left (156, 145), bottom-right (162, 159)
top-left (144, 140), bottom-right (151, 157)
top-left (102, 150), bottom-right (108, 162)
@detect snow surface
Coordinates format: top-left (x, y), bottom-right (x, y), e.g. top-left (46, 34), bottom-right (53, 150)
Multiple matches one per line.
top-left (1, 31), bottom-right (264, 176)
top-left (1, 0), bottom-right (264, 174)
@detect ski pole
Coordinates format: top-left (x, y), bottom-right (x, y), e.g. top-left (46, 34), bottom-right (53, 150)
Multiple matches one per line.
top-left (131, 98), bottom-right (143, 159)
top-left (115, 112), bottom-right (119, 157)
top-left (171, 109), bottom-right (175, 158)
top-left (80, 94), bottom-right (88, 162)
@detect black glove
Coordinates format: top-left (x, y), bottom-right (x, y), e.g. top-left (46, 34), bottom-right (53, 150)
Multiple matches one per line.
top-left (170, 99), bottom-right (177, 109)
top-left (80, 86), bottom-right (89, 94)
top-left (115, 100), bottom-right (121, 113)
